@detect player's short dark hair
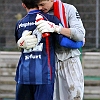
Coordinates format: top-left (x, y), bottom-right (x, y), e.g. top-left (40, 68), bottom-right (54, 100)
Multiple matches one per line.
top-left (21, 0), bottom-right (38, 9)
top-left (35, 0), bottom-right (49, 5)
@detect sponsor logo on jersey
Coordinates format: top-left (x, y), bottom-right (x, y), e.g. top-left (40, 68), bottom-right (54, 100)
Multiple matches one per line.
top-left (19, 22), bottom-right (35, 28)
top-left (25, 54), bottom-right (41, 60)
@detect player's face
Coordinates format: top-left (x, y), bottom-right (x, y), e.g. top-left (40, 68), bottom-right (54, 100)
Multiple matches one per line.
top-left (37, 0), bottom-right (53, 13)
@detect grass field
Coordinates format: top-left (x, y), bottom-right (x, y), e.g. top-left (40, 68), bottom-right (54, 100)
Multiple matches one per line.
top-left (1, 98), bottom-right (100, 100)
top-left (84, 99), bottom-right (100, 100)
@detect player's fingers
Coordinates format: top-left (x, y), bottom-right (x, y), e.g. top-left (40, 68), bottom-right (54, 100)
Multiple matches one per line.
top-left (22, 30), bottom-right (32, 36)
top-left (35, 20), bottom-right (44, 25)
top-left (26, 31), bottom-right (32, 36)
top-left (36, 23), bottom-right (46, 29)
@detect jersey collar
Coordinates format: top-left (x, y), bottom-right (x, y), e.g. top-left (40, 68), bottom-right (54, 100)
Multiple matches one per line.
top-left (28, 10), bottom-right (41, 14)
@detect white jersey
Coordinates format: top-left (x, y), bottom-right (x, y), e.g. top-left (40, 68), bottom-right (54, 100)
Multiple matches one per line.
top-left (48, 3), bottom-right (85, 100)
top-left (54, 3), bottom-right (85, 61)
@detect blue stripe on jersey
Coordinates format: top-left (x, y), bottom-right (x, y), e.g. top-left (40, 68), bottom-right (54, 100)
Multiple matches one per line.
top-left (29, 58), bottom-right (36, 84)
top-left (23, 60), bottom-right (30, 82)
top-left (35, 57), bottom-right (42, 83)
top-left (35, 52), bottom-right (42, 84)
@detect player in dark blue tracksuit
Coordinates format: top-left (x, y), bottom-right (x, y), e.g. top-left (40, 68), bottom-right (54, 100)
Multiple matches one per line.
top-left (15, 0), bottom-right (83, 100)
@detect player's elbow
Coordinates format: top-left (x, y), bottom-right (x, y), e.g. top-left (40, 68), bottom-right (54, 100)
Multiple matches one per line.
top-left (70, 28), bottom-right (85, 41)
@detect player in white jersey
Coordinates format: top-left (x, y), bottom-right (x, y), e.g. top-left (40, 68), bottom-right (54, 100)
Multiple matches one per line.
top-left (35, 0), bottom-right (85, 100)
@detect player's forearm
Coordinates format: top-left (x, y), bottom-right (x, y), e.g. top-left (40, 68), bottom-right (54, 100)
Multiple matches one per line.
top-left (59, 27), bottom-right (85, 41)
top-left (70, 27), bottom-right (85, 41)
top-left (60, 27), bottom-right (71, 38)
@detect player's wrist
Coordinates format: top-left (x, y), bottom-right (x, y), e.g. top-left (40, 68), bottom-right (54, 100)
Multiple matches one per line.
top-left (55, 25), bottom-right (62, 34)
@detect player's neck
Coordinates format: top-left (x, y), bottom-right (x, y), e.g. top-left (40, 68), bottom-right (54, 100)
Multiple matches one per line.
top-left (27, 8), bottom-right (38, 13)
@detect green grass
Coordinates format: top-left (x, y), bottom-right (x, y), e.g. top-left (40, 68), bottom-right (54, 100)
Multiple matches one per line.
top-left (84, 99), bottom-right (100, 100)
top-left (84, 76), bottom-right (100, 80)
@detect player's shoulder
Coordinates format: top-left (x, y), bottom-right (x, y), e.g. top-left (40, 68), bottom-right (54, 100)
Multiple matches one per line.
top-left (63, 3), bottom-right (77, 11)
top-left (41, 12), bottom-right (60, 23)
top-left (41, 12), bottom-right (57, 20)
top-left (17, 13), bottom-right (34, 23)
top-left (16, 16), bottom-right (26, 25)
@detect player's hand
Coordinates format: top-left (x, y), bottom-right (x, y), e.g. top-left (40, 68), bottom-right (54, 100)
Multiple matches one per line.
top-left (17, 30), bottom-right (38, 49)
top-left (35, 20), bottom-right (61, 33)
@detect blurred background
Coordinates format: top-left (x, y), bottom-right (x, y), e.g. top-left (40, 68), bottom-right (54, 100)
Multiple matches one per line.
top-left (0, 0), bottom-right (100, 100)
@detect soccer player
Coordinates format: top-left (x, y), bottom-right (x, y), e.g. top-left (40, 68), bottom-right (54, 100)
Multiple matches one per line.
top-left (14, 0), bottom-right (84, 100)
top-left (35, 0), bottom-right (86, 100)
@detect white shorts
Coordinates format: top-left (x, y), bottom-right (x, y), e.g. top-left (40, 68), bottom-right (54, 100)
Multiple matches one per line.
top-left (53, 56), bottom-right (84, 100)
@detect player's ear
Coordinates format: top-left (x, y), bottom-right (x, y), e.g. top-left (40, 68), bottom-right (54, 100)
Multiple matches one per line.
top-left (22, 3), bottom-right (26, 9)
